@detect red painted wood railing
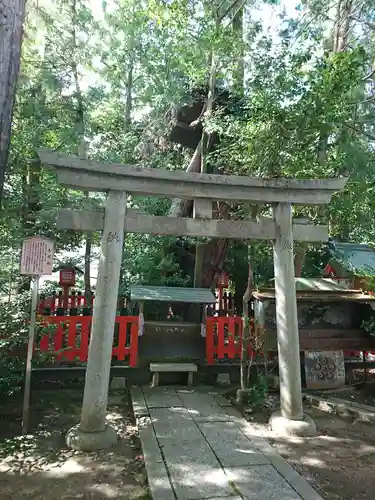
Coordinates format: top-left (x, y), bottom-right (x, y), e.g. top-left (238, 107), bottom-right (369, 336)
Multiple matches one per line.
top-left (206, 316), bottom-right (242, 364)
top-left (38, 294), bottom-right (96, 315)
top-left (205, 316), bottom-right (275, 364)
top-left (206, 317), bottom-right (375, 364)
top-left (37, 315), bottom-right (139, 367)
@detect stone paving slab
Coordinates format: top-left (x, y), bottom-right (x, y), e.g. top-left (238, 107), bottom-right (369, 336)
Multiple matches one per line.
top-left (212, 394), bottom-right (233, 407)
top-left (225, 465), bottom-right (302, 500)
top-left (177, 390), bottom-right (231, 422)
top-left (158, 437), bottom-right (220, 469)
top-left (143, 386), bottom-right (183, 408)
top-left (145, 459), bottom-right (175, 500)
top-left (224, 406), bottom-right (322, 500)
top-left (205, 497), bottom-right (242, 500)
top-left (134, 416), bottom-right (174, 499)
top-left (168, 466), bottom-right (236, 500)
top-left (198, 421), bottom-right (269, 467)
top-left (130, 386), bottom-right (149, 417)
top-left (150, 407), bottom-right (203, 440)
top-left (137, 417), bottom-right (164, 464)
top-left (132, 386), bottom-right (323, 500)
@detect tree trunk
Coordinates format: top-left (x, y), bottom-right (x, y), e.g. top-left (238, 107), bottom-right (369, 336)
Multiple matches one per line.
top-left (0, 0), bottom-right (26, 203)
top-left (170, 0), bottom-right (245, 222)
top-left (169, 143), bottom-right (202, 217)
top-left (170, 1), bottom-right (246, 288)
top-left (117, 0), bottom-right (138, 295)
top-left (196, 1), bottom-right (246, 288)
top-left (124, 0), bottom-right (136, 131)
top-left (232, 2), bottom-right (244, 95)
top-left (71, 0), bottom-right (92, 304)
top-left (193, 26), bottom-right (219, 287)
top-left (333, 0), bottom-right (353, 53)
top-left (319, 1), bottom-right (353, 165)
top-left (201, 238), bottom-right (230, 287)
top-left (18, 156), bottom-right (41, 293)
top-left (237, 253), bottom-right (253, 403)
top-left (294, 243), bottom-right (308, 278)
top-left (84, 226), bottom-right (92, 300)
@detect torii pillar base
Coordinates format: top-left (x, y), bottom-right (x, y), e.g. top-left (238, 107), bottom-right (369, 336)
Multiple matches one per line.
top-left (270, 412), bottom-right (316, 437)
top-left (66, 424), bottom-right (118, 452)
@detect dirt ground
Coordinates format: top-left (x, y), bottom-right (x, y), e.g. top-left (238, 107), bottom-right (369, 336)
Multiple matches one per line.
top-left (318, 383), bottom-right (375, 408)
top-left (238, 392), bottom-right (375, 500)
top-left (2, 383), bottom-right (375, 500)
top-left (0, 387), bottom-right (149, 500)
top-left (310, 365), bottom-right (375, 409)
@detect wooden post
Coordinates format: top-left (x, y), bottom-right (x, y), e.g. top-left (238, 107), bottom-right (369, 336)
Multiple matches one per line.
top-left (22, 276), bottom-right (39, 435)
top-left (66, 190), bottom-right (127, 451)
top-left (193, 199), bottom-right (212, 290)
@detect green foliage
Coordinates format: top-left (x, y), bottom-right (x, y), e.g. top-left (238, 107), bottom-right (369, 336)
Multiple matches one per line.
top-left (362, 317), bottom-right (375, 337)
top-left (237, 375), bottom-right (269, 408)
top-left (248, 374), bottom-right (269, 410)
top-left (0, 293), bottom-right (30, 398)
top-left (2, 0), bottom-right (375, 398)
top-left (0, 292), bottom-right (62, 398)
top-left (208, 47), bottom-right (366, 177)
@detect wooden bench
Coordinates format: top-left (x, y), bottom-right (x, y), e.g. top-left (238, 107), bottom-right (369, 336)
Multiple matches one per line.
top-left (149, 362), bottom-right (198, 387)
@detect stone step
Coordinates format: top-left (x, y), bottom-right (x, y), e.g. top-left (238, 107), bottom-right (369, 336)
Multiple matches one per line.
top-left (149, 362), bottom-right (197, 372)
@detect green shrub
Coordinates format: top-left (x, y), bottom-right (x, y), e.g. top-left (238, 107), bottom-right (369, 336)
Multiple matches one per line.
top-left (0, 292), bottom-right (31, 398)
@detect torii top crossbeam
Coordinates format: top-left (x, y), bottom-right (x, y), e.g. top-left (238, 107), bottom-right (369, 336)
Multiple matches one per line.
top-left (38, 149), bottom-right (347, 205)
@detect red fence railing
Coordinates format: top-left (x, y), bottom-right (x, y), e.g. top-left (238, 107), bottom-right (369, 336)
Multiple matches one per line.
top-left (205, 316), bottom-right (276, 365)
top-left (38, 293), bottom-right (94, 315)
top-left (206, 317), bottom-right (375, 365)
top-left (37, 315), bottom-right (139, 367)
top-left (37, 292), bottom-right (132, 316)
top-left (206, 316), bottom-right (243, 364)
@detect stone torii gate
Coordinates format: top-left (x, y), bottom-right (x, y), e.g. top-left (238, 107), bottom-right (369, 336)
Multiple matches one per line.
top-left (38, 149), bottom-right (347, 450)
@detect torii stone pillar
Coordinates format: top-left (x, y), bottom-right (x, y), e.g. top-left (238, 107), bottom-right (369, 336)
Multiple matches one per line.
top-left (66, 190), bottom-right (127, 451)
top-left (269, 203), bottom-right (316, 436)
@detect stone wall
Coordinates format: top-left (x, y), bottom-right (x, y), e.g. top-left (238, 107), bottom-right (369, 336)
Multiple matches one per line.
top-left (264, 301), bottom-right (358, 330)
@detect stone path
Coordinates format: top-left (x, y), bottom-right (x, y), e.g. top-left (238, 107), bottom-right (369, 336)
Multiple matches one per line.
top-left (131, 386), bottom-right (323, 500)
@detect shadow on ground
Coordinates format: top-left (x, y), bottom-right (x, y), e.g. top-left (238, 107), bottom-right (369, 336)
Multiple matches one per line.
top-left (247, 403), bottom-right (375, 500)
top-left (0, 389), bottom-right (150, 500)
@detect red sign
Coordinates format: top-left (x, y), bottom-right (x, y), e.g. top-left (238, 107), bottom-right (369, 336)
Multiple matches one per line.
top-left (217, 271), bottom-right (229, 288)
top-left (20, 236), bottom-right (54, 276)
top-left (59, 268), bottom-right (76, 286)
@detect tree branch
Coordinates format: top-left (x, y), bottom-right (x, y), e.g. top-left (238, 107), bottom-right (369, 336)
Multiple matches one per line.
top-left (363, 68), bottom-right (375, 81)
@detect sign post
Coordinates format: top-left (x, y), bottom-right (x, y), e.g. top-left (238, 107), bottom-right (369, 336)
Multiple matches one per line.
top-left (20, 236), bottom-right (54, 435)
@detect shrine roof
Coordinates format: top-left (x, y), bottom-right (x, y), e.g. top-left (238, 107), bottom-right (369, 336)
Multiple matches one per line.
top-left (328, 241), bottom-right (375, 276)
top-left (130, 285), bottom-right (216, 304)
top-left (253, 278), bottom-right (375, 302)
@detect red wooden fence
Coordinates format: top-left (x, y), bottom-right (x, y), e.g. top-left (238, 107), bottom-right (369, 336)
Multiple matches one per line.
top-left (206, 317), bottom-right (375, 364)
top-left (38, 293), bottom-right (95, 315)
top-left (206, 316), bottom-right (242, 364)
top-left (206, 316), bottom-right (276, 365)
top-left (206, 316), bottom-right (267, 364)
top-left (37, 315), bottom-right (139, 367)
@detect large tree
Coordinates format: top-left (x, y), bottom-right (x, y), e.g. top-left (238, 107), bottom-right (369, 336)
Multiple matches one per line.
top-left (0, 0), bottom-right (26, 203)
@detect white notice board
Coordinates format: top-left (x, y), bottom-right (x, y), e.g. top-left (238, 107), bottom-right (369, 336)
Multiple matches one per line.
top-left (20, 236), bottom-right (54, 276)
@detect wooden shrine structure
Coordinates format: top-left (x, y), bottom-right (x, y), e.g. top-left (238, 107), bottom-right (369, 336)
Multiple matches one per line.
top-left (38, 148), bottom-right (347, 449)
